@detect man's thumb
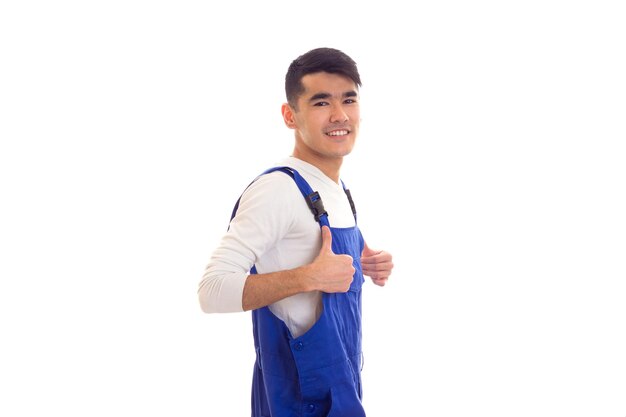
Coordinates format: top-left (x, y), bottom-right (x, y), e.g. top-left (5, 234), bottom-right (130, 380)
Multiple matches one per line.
top-left (320, 226), bottom-right (334, 254)
top-left (362, 241), bottom-right (382, 257)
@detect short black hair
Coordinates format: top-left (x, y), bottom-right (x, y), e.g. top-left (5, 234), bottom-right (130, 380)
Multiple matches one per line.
top-left (285, 47), bottom-right (362, 109)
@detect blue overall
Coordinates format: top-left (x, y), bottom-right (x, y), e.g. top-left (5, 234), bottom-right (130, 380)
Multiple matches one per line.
top-left (229, 167), bottom-right (366, 417)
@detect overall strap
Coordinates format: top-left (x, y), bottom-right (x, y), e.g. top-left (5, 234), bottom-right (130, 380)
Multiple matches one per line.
top-left (229, 166), bottom-right (357, 229)
top-left (340, 179), bottom-right (357, 223)
top-left (229, 166), bottom-right (331, 228)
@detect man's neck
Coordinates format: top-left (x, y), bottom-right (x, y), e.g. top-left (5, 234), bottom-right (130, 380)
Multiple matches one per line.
top-left (291, 151), bottom-right (342, 183)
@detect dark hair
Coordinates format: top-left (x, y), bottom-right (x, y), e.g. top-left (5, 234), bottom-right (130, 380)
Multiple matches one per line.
top-left (285, 47), bottom-right (362, 109)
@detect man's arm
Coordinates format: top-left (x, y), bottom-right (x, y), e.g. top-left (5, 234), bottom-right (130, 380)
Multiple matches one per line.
top-left (198, 173), bottom-right (354, 313)
top-left (242, 226), bottom-right (354, 310)
top-left (198, 174), bottom-right (294, 314)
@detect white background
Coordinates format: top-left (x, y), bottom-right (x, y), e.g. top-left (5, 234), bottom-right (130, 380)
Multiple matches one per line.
top-left (1, 1), bottom-right (625, 416)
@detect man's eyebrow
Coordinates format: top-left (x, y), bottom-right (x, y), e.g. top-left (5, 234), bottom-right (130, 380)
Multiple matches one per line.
top-left (308, 90), bottom-right (358, 102)
top-left (309, 93), bottom-right (331, 102)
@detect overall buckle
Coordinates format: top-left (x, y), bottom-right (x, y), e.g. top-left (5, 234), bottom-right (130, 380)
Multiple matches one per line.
top-left (306, 191), bottom-right (328, 222)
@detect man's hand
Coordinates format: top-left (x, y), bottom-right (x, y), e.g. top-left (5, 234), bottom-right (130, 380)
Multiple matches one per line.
top-left (305, 226), bottom-right (355, 293)
top-left (361, 242), bottom-right (393, 286)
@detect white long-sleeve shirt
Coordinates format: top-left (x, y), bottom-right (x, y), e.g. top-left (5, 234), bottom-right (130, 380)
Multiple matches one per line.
top-left (198, 157), bottom-right (357, 338)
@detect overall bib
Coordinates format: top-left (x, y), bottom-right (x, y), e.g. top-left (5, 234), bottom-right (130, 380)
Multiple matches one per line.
top-left (230, 167), bottom-right (366, 417)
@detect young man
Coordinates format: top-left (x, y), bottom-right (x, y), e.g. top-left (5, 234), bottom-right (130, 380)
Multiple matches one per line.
top-left (198, 47), bottom-right (393, 417)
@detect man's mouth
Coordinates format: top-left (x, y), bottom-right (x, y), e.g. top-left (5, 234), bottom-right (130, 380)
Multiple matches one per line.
top-left (326, 129), bottom-right (350, 137)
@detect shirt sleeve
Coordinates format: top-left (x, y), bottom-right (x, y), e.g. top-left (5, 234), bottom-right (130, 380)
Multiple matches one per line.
top-left (198, 172), bottom-right (297, 313)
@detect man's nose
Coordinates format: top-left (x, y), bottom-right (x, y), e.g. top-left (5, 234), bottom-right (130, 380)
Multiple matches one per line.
top-left (330, 104), bottom-right (349, 123)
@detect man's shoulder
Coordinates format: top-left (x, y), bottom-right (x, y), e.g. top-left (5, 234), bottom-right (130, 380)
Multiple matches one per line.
top-left (248, 168), bottom-right (299, 191)
top-left (239, 169), bottom-right (301, 207)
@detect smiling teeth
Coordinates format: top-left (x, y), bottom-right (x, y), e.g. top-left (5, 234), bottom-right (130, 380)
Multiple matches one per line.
top-left (327, 130), bottom-right (348, 136)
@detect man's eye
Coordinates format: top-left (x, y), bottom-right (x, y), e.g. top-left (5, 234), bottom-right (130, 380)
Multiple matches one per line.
top-left (344, 99), bottom-right (357, 104)
top-left (313, 102), bottom-right (329, 106)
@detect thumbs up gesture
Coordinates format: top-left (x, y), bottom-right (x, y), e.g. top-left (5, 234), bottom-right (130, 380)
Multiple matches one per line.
top-left (305, 226), bottom-right (355, 293)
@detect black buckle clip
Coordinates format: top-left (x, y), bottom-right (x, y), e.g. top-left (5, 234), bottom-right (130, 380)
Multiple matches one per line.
top-left (306, 191), bottom-right (328, 222)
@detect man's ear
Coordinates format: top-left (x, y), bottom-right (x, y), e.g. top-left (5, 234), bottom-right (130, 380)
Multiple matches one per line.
top-left (281, 103), bottom-right (297, 129)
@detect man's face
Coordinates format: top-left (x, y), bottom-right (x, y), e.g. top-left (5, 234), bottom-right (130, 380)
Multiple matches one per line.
top-left (288, 72), bottom-right (360, 161)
